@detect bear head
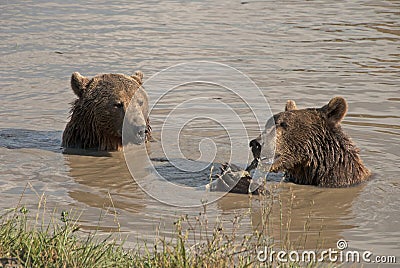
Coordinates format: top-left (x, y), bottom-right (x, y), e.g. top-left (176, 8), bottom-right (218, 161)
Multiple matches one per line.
top-left (62, 71), bottom-right (150, 151)
top-left (249, 97), bottom-right (370, 187)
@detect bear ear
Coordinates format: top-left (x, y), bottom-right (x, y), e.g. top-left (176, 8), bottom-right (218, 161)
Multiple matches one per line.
top-left (71, 72), bottom-right (89, 98)
top-left (132, 70), bottom-right (143, 85)
top-left (285, 100), bottom-right (297, 111)
top-left (322, 97), bottom-right (348, 124)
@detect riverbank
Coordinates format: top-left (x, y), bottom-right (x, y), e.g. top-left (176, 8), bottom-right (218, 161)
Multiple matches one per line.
top-left (0, 188), bottom-right (329, 267)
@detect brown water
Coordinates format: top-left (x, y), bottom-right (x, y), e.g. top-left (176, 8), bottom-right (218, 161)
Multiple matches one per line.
top-left (1, 0), bottom-right (399, 263)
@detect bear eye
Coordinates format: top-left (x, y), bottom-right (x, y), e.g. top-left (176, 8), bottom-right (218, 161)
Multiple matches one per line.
top-left (279, 122), bottom-right (288, 129)
top-left (114, 102), bottom-right (124, 109)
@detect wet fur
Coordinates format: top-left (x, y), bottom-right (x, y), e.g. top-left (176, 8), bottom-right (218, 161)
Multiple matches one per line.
top-left (62, 72), bottom-right (151, 151)
top-left (251, 97), bottom-right (371, 187)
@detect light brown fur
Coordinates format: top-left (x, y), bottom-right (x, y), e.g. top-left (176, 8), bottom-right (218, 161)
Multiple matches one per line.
top-left (62, 71), bottom-right (151, 151)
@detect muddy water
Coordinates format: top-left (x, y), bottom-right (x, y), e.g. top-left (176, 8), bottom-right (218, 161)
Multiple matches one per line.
top-left (1, 0), bottom-right (399, 262)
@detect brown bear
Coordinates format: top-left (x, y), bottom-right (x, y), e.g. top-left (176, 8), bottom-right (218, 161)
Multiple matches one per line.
top-left (214, 97), bottom-right (371, 193)
top-left (62, 71), bottom-right (151, 151)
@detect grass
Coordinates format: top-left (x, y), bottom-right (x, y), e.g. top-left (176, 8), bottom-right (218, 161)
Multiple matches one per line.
top-left (0, 185), bottom-right (336, 268)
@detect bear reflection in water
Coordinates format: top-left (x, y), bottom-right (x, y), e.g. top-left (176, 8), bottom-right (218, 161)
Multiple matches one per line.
top-left (212, 97), bottom-right (371, 194)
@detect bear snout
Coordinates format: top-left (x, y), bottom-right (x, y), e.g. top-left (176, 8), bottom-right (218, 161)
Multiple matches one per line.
top-left (136, 125), bottom-right (147, 144)
top-left (249, 139), bottom-right (261, 160)
top-left (138, 127), bottom-right (146, 139)
top-left (245, 139), bottom-right (262, 172)
top-left (123, 125), bottom-right (147, 145)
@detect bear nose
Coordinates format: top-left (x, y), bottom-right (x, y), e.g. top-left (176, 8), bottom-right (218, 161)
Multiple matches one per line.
top-left (249, 139), bottom-right (261, 160)
top-left (137, 126), bottom-right (147, 141)
top-left (138, 129), bottom-right (145, 138)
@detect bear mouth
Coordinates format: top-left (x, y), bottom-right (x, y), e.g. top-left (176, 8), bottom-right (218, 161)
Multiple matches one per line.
top-left (246, 154), bottom-right (281, 173)
top-left (260, 154), bottom-right (280, 165)
top-left (247, 137), bottom-right (281, 172)
top-left (249, 138), bottom-right (280, 163)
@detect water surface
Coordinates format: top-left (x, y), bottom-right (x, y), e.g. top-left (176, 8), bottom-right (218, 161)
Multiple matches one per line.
top-left (1, 0), bottom-right (399, 263)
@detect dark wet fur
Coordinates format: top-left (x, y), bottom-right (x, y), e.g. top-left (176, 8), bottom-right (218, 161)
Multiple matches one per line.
top-left (249, 97), bottom-right (371, 187)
